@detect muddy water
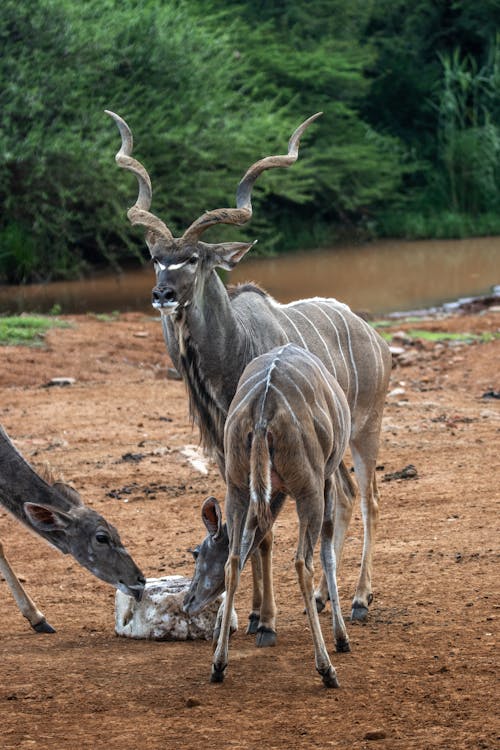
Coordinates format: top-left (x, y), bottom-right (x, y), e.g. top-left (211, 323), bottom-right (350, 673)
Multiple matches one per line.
top-left (0, 236), bottom-right (498, 316)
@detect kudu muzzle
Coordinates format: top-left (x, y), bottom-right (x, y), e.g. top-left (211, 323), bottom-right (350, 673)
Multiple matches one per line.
top-left (151, 284), bottom-right (177, 310)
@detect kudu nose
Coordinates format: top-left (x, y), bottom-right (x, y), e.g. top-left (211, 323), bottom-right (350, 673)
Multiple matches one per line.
top-left (152, 285), bottom-right (176, 308)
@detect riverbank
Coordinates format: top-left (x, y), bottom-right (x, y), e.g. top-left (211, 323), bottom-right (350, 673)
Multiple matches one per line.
top-left (0, 306), bottom-right (498, 749)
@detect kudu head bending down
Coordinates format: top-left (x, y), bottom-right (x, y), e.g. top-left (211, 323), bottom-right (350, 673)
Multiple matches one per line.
top-left (0, 426), bottom-right (145, 611)
top-left (105, 110), bottom-right (321, 318)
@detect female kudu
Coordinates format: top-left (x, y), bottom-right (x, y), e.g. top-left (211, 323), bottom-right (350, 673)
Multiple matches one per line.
top-left (184, 344), bottom-right (354, 688)
top-left (0, 425), bottom-right (145, 633)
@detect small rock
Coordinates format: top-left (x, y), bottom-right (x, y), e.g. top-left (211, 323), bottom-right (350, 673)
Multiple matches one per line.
top-left (119, 452), bottom-right (145, 463)
top-left (383, 464), bottom-right (418, 482)
top-left (481, 390), bottom-right (500, 400)
top-left (185, 697), bottom-right (201, 708)
top-left (45, 377), bottom-right (76, 387)
top-left (388, 387), bottom-right (406, 397)
top-left (398, 351), bottom-right (420, 367)
top-left (364, 730), bottom-right (387, 741)
top-left (392, 332), bottom-right (414, 346)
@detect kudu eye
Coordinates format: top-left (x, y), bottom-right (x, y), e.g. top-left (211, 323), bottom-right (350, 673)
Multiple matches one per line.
top-left (189, 545), bottom-right (200, 560)
top-left (95, 531), bottom-right (111, 545)
top-left (188, 254), bottom-right (199, 265)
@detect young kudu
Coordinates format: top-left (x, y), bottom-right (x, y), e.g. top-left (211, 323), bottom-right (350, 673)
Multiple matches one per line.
top-left (0, 425), bottom-right (145, 632)
top-left (183, 344), bottom-right (354, 687)
top-left (107, 110), bottom-right (392, 640)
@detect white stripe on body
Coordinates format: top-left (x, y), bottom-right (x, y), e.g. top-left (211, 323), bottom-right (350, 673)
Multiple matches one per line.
top-left (268, 384), bottom-right (301, 427)
top-left (282, 306), bottom-right (338, 378)
top-left (292, 350), bottom-right (350, 443)
top-left (280, 366), bottom-right (332, 431)
top-left (256, 346), bottom-right (288, 424)
top-left (225, 377), bottom-right (268, 430)
top-left (308, 301), bottom-right (350, 387)
top-left (319, 303), bottom-right (359, 411)
top-left (274, 308), bottom-right (310, 350)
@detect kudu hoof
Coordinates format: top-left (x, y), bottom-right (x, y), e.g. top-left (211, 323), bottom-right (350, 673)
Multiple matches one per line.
top-left (319, 666), bottom-right (340, 689)
top-left (335, 637), bottom-right (351, 653)
top-left (246, 613), bottom-right (260, 635)
top-left (210, 664), bottom-right (226, 684)
top-left (32, 618), bottom-right (56, 634)
top-left (351, 605), bottom-right (369, 622)
top-left (255, 626), bottom-right (277, 648)
top-left (315, 596), bottom-right (328, 614)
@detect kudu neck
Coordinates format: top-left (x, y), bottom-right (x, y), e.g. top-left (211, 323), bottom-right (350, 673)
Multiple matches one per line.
top-left (188, 270), bottom-right (243, 343)
top-left (0, 431), bottom-right (73, 551)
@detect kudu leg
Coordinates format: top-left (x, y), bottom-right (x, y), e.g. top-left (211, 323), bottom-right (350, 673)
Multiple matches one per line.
top-left (245, 492), bottom-right (286, 644)
top-left (211, 553), bottom-right (241, 683)
top-left (254, 530), bottom-right (277, 647)
top-left (319, 478), bottom-right (350, 652)
top-left (247, 550), bottom-right (263, 635)
top-left (0, 540), bottom-right (55, 633)
top-left (295, 516), bottom-right (339, 689)
top-left (315, 473), bottom-right (355, 612)
top-left (246, 534), bottom-right (277, 645)
top-left (350, 438), bottom-right (380, 621)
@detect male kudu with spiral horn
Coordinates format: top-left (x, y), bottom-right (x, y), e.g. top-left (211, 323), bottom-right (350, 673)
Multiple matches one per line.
top-left (106, 110), bottom-right (392, 641)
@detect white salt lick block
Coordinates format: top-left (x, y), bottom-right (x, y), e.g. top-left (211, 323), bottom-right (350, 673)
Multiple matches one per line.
top-left (115, 575), bottom-right (235, 641)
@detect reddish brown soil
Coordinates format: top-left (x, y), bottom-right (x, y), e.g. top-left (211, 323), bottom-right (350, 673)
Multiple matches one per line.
top-left (0, 309), bottom-right (498, 750)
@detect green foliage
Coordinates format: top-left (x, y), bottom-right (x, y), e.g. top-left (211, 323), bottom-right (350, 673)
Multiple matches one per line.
top-left (0, 0), bottom-right (497, 283)
top-left (434, 47), bottom-right (500, 215)
top-left (362, 0), bottom-right (500, 231)
top-left (0, 0), bottom-right (296, 280)
top-left (0, 315), bottom-right (70, 346)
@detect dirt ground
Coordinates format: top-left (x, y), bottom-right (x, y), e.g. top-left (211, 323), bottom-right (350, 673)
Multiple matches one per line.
top-left (0, 305), bottom-right (498, 750)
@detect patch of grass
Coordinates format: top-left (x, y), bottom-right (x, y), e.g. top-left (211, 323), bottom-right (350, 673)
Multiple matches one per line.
top-left (376, 325), bottom-right (499, 344)
top-left (407, 329), bottom-right (499, 343)
top-left (0, 315), bottom-right (71, 346)
top-left (371, 317), bottom-right (431, 329)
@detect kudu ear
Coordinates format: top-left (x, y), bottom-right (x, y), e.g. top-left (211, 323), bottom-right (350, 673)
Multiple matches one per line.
top-left (201, 240), bottom-right (257, 270)
top-left (201, 496), bottom-right (223, 539)
top-left (24, 503), bottom-right (73, 532)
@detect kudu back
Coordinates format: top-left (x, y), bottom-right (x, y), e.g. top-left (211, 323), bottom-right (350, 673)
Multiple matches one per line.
top-left (0, 425), bottom-right (145, 633)
top-left (184, 344), bottom-right (353, 687)
top-left (107, 111), bottom-right (392, 635)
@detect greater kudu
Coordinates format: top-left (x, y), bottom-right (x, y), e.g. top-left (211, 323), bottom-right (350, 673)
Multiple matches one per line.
top-left (0, 425), bottom-right (145, 632)
top-left (107, 111), bottom-right (392, 640)
top-left (184, 344), bottom-right (354, 687)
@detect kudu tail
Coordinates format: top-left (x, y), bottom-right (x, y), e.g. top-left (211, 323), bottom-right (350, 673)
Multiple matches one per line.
top-left (249, 423), bottom-right (274, 534)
